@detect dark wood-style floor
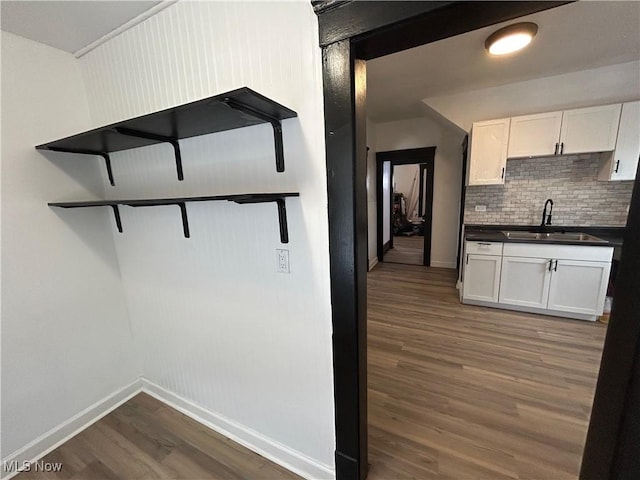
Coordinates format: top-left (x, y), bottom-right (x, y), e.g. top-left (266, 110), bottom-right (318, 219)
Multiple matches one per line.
top-left (384, 235), bottom-right (424, 265)
top-left (17, 262), bottom-right (606, 480)
top-left (17, 393), bottom-right (300, 480)
top-left (366, 262), bottom-right (607, 480)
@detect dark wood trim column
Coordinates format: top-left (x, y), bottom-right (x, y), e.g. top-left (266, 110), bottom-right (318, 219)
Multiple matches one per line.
top-left (581, 169), bottom-right (640, 479)
top-left (322, 40), bottom-right (369, 480)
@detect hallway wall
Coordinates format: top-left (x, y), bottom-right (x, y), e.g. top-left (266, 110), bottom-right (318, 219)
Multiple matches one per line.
top-left (367, 118), bottom-right (378, 267)
top-left (370, 116), bottom-right (465, 268)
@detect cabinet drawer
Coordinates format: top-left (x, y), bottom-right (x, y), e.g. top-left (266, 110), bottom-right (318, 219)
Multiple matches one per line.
top-left (465, 241), bottom-right (503, 255)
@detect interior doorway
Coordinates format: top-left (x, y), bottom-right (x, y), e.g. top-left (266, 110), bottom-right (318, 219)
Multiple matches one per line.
top-left (316, 3), bottom-right (640, 480)
top-left (376, 148), bottom-right (434, 266)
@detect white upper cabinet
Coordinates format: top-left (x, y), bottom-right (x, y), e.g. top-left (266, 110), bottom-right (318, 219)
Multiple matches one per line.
top-left (508, 111), bottom-right (563, 158)
top-left (468, 118), bottom-right (510, 185)
top-left (559, 104), bottom-right (622, 155)
top-left (469, 102), bottom-right (627, 180)
top-left (599, 101), bottom-right (640, 181)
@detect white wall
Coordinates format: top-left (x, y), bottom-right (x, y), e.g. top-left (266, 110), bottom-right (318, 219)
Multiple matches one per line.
top-left (366, 118), bottom-right (377, 267)
top-left (382, 161), bottom-right (391, 246)
top-left (424, 61), bottom-right (640, 132)
top-left (77, 2), bottom-right (334, 478)
top-left (373, 116), bottom-right (464, 268)
top-left (1, 32), bottom-right (138, 466)
top-left (393, 164), bottom-right (420, 218)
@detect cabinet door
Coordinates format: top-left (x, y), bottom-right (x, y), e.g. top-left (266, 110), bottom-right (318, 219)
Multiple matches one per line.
top-left (508, 111), bottom-right (562, 158)
top-left (462, 254), bottom-right (502, 303)
top-left (611, 101), bottom-right (640, 181)
top-left (468, 118), bottom-right (510, 185)
top-left (547, 260), bottom-right (611, 316)
top-left (499, 256), bottom-right (552, 308)
top-left (559, 104), bottom-right (622, 155)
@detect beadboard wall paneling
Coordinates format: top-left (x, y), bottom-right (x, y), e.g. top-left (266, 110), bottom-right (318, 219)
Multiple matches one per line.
top-left (464, 153), bottom-right (634, 226)
top-left (78, 1), bottom-right (334, 476)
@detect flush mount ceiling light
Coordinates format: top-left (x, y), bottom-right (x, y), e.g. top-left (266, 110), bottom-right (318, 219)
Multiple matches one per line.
top-left (485, 22), bottom-right (538, 56)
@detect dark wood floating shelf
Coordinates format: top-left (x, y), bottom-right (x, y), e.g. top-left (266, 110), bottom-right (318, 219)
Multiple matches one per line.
top-left (49, 193), bottom-right (299, 243)
top-left (36, 88), bottom-right (297, 185)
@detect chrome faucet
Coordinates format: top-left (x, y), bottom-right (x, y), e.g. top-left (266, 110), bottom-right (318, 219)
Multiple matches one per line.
top-left (541, 199), bottom-right (554, 227)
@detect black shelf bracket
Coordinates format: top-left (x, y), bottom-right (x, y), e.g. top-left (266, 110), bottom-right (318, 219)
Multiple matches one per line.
top-left (178, 202), bottom-right (190, 238)
top-left (114, 127), bottom-right (184, 181)
top-left (126, 201), bottom-right (191, 238)
top-left (47, 147), bottom-right (115, 186)
top-left (223, 98), bottom-right (285, 173)
top-left (275, 198), bottom-right (288, 244)
top-left (232, 195), bottom-right (290, 243)
top-left (110, 205), bottom-right (123, 233)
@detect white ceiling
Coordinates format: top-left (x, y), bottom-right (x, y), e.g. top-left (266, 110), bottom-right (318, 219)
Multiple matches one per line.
top-left (367, 1), bottom-right (640, 122)
top-left (1, 1), bottom-right (167, 56)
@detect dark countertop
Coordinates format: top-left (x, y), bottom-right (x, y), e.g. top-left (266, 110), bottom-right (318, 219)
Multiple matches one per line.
top-left (465, 224), bottom-right (626, 247)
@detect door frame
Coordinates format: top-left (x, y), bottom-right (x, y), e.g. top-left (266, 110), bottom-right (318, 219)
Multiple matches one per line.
top-left (314, 2), bottom-right (640, 480)
top-left (456, 135), bottom-right (469, 271)
top-left (375, 147), bottom-right (435, 266)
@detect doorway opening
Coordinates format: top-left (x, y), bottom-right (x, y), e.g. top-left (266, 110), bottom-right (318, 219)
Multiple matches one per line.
top-left (316, 2), bottom-right (640, 480)
top-left (376, 148), bottom-right (434, 266)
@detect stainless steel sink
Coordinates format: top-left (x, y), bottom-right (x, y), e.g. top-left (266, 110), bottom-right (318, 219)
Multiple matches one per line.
top-left (502, 231), bottom-right (608, 243)
top-left (502, 231), bottom-right (546, 240)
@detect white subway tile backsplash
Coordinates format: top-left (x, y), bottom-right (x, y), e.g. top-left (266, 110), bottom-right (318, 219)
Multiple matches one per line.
top-left (464, 153), bottom-right (633, 226)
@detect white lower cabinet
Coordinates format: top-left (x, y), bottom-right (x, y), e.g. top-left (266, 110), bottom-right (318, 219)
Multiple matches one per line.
top-left (463, 254), bottom-right (502, 303)
top-left (547, 260), bottom-right (610, 316)
top-left (462, 241), bottom-right (613, 320)
top-left (499, 256), bottom-right (551, 308)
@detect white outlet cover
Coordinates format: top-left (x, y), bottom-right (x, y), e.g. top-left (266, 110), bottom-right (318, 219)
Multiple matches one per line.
top-left (475, 205), bottom-right (487, 212)
top-left (276, 249), bottom-right (290, 273)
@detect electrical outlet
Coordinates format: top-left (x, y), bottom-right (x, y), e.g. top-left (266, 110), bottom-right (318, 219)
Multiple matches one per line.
top-left (276, 249), bottom-right (290, 273)
top-left (475, 205), bottom-right (487, 212)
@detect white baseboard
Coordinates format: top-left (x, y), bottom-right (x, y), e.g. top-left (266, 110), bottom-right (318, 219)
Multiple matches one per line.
top-left (430, 260), bottom-right (457, 269)
top-left (2, 378), bottom-right (334, 480)
top-left (462, 298), bottom-right (598, 322)
top-left (368, 256), bottom-right (379, 270)
top-left (1, 379), bottom-right (142, 480)
top-left (141, 379), bottom-right (335, 480)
